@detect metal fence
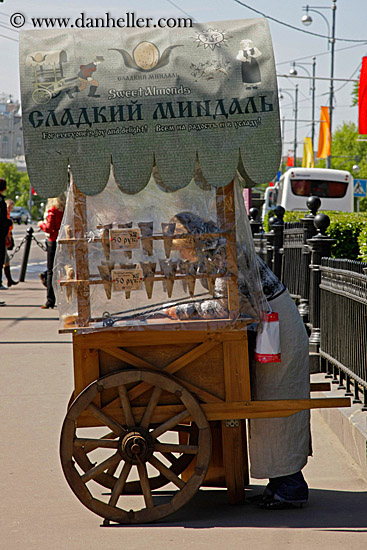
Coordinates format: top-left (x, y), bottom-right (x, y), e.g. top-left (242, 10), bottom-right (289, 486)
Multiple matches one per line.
top-left (281, 222), bottom-right (303, 299)
top-left (319, 258), bottom-right (367, 409)
top-left (250, 203), bottom-right (367, 410)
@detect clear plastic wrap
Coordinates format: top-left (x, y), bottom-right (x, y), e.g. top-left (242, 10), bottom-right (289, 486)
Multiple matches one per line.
top-left (54, 170), bottom-right (267, 332)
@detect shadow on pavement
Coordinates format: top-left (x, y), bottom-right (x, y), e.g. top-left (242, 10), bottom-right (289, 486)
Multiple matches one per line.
top-left (103, 486), bottom-right (367, 530)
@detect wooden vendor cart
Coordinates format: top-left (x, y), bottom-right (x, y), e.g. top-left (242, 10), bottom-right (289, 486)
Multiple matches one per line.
top-left (19, 20), bottom-right (350, 526)
top-left (57, 182), bottom-right (350, 525)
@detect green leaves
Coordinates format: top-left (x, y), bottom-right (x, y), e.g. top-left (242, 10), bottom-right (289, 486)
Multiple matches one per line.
top-left (283, 210), bottom-right (367, 259)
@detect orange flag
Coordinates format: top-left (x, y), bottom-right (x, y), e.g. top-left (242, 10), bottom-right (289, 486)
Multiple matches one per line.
top-left (317, 106), bottom-right (331, 158)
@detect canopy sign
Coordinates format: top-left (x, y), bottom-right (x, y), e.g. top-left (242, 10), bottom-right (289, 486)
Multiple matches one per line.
top-left (20, 19), bottom-right (281, 196)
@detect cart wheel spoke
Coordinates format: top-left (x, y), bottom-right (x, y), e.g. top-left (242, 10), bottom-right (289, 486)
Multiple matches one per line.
top-left (151, 409), bottom-right (190, 439)
top-left (108, 462), bottom-right (132, 507)
top-left (79, 431), bottom-right (117, 453)
top-left (87, 403), bottom-right (125, 435)
top-left (161, 452), bottom-right (178, 465)
top-left (118, 384), bottom-right (135, 427)
top-left (107, 461), bottom-right (120, 476)
top-left (140, 387), bottom-right (162, 429)
top-left (154, 443), bottom-right (198, 455)
top-left (74, 437), bottom-right (118, 450)
top-left (149, 455), bottom-right (186, 489)
top-left (137, 463), bottom-right (154, 509)
top-left (81, 453), bottom-right (121, 483)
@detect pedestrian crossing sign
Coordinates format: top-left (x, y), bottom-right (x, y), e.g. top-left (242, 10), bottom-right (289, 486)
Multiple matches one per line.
top-left (353, 179), bottom-right (367, 197)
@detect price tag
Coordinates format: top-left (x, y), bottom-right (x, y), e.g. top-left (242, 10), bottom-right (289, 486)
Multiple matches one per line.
top-left (112, 269), bottom-right (143, 292)
top-left (110, 228), bottom-right (141, 250)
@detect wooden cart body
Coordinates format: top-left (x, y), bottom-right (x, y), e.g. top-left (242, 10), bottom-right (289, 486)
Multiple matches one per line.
top-left (65, 319), bottom-right (349, 512)
top-left (57, 181), bottom-right (350, 524)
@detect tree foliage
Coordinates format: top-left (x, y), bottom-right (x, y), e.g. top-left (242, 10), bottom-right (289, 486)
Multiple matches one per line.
top-left (283, 210), bottom-right (367, 259)
top-left (329, 122), bottom-right (367, 177)
top-left (0, 162), bottom-right (45, 219)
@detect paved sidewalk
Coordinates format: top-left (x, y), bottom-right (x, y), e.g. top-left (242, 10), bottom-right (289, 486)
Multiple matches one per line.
top-left (1, 282), bottom-right (367, 550)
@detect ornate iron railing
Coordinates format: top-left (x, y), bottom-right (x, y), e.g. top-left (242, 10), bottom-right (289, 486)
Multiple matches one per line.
top-left (319, 258), bottom-right (367, 410)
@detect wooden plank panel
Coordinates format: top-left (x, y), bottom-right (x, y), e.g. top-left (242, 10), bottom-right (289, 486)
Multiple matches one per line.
top-left (222, 337), bottom-right (251, 501)
top-left (73, 183), bottom-right (90, 326)
top-left (69, 329), bottom-right (247, 346)
top-left (221, 421), bottom-right (246, 504)
top-left (127, 341), bottom-right (220, 402)
top-left (76, 397), bottom-right (351, 428)
top-left (100, 347), bottom-right (156, 369)
top-left (73, 342), bottom-right (100, 403)
top-left (216, 182), bottom-right (240, 320)
top-left (223, 336), bottom-right (251, 402)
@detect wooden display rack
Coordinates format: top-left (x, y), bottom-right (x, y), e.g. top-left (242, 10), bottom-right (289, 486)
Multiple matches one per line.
top-left (59, 181), bottom-right (350, 525)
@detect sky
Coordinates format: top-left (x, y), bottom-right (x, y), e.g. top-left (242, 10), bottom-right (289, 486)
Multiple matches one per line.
top-left (1, 0), bottom-right (367, 159)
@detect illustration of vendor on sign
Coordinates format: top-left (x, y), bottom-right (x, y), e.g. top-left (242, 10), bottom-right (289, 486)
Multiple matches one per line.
top-left (236, 39), bottom-right (262, 89)
top-left (75, 55), bottom-right (105, 97)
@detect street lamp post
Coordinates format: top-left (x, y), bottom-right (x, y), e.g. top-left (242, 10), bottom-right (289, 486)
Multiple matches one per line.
top-left (302, 0), bottom-right (337, 168)
top-left (294, 84), bottom-right (299, 165)
top-left (279, 87), bottom-right (299, 166)
top-left (290, 57), bottom-right (317, 155)
top-left (281, 116), bottom-right (286, 170)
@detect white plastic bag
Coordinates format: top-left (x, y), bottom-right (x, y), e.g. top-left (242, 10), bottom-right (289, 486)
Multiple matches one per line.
top-left (254, 312), bottom-right (281, 363)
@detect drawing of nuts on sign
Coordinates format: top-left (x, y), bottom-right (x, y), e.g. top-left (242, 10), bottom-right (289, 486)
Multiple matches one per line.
top-left (190, 60), bottom-right (231, 81)
top-left (109, 41), bottom-right (183, 72)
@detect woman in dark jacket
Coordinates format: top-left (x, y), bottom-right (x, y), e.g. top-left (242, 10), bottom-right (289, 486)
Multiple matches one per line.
top-left (0, 178), bottom-right (13, 291)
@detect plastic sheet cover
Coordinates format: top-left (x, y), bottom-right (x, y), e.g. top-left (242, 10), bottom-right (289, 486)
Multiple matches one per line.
top-left (19, 18), bottom-right (281, 197)
top-left (54, 173), bottom-right (267, 331)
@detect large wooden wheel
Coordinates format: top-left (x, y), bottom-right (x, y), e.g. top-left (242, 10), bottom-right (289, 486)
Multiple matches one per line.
top-left (60, 370), bottom-right (211, 524)
top-left (72, 422), bottom-right (199, 494)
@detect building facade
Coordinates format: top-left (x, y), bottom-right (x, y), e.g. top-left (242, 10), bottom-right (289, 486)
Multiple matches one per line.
top-left (0, 95), bottom-right (24, 160)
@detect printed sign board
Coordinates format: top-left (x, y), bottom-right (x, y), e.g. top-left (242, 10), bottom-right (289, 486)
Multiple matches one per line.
top-left (19, 19), bottom-right (281, 196)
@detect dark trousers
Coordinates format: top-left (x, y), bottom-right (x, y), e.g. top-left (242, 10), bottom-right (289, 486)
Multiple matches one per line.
top-left (0, 233), bottom-right (6, 285)
top-left (46, 240), bottom-right (57, 307)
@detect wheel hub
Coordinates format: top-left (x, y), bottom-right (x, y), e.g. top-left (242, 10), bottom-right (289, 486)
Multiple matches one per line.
top-left (118, 427), bottom-right (154, 464)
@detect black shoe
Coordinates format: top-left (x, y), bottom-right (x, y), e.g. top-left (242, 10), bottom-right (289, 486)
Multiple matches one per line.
top-left (41, 304), bottom-right (55, 309)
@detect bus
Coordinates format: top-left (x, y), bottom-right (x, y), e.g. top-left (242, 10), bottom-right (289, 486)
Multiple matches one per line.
top-left (262, 168), bottom-right (354, 220)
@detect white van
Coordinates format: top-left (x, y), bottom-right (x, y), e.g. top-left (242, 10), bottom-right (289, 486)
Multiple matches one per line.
top-left (262, 168), bottom-right (354, 220)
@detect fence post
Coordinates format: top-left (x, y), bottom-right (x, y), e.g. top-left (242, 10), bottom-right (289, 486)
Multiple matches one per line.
top-left (19, 226), bottom-right (34, 283)
top-left (269, 206), bottom-right (284, 279)
top-left (249, 207), bottom-right (261, 236)
top-left (307, 213), bottom-right (335, 372)
top-left (298, 196), bottom-right (320, 323)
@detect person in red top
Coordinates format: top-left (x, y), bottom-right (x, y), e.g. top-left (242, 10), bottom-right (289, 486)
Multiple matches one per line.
top-left (38, 196), bottom-right (65, 309)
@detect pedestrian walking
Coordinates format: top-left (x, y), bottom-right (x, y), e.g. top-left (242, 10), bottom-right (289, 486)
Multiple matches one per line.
top-left (3, 199), bottom-right (18, 287)
top-left (0, 178), bottom-right (13, 291)
top-left (38, 196), bottom-right (65, 309)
